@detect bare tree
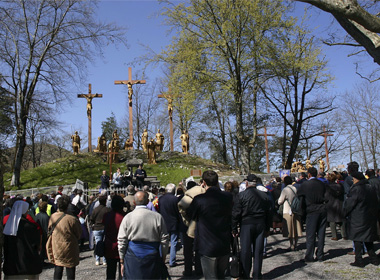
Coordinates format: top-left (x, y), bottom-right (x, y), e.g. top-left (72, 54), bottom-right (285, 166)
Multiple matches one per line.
top-left (0, 0), bottom-right (126, 186)
top-left (296, 1), bottom-right (380, 67)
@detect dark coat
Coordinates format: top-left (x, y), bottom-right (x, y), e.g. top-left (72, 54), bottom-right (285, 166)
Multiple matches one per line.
top-left (368, 176), bottom-right (380, 210)
top-left (158, 193), bottom-right (182, 232)
top-left (3, 217), bottom-right (42, 276)
top-left (187, 186), bottom-right (233, 257)
top-left (344, 179), bottom-right (378, 242)
top-left (325, 182), bottom-right (344, 223)
top-left (297, 178), bottom-right (326, 214)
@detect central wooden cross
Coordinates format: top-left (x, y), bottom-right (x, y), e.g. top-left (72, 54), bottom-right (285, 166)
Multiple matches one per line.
top-left (257, 126), bottom-right (275, 174)
top-left (320, 126), bottom-right (334, 170)
top-left (77, 84), bottom-right (103, 152)
top-left (158, 89), bottom-right (174, 151)
top-left (114, 67), bottom-right (146, 146)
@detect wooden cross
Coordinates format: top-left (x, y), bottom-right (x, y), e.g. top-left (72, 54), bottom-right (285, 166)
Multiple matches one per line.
top-left (257, 126), bottom-right (275, 174)
top-left (103, 150), bottom-right (119, 179)
top-left (77, 84), bottom-right (102, 152)
top-left (158, 90), bottom-right (174, 151)
top-left (320, 126), bottom-right (334, 170)
top-left (114, 67), bottom-right (146, 146)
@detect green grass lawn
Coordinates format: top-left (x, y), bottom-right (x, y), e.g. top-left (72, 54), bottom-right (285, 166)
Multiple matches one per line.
top-left (3, 151), bottom-right (229, 190)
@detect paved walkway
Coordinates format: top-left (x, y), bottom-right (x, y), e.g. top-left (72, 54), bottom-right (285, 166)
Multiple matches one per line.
top-left (38, 229), bottom-right (380, 279)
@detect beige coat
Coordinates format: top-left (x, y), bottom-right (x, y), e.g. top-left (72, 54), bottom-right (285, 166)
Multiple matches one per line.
top-left (48, 212), bottom-right (82, 268)
top-left (178, 185), bottom-right (205, 238)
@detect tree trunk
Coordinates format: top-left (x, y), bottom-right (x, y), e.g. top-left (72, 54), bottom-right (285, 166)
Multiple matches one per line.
top-left (0, 148), bottom-right (4, 276)
top-left (11, 119), bottom-right (27, 187)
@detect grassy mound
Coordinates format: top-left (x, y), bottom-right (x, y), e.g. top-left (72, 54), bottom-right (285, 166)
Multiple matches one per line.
top-left (3, 151), bottom-right (234, 190)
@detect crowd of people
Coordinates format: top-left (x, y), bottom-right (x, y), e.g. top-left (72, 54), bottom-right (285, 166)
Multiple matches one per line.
top-left (2, 161), bottom-right (380, 279)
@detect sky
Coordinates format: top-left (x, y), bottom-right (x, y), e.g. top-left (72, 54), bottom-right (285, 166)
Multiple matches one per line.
top-left (58, 0), bottom-right (377, 167)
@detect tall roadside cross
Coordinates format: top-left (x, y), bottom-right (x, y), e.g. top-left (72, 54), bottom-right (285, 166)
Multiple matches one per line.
top-left (257, 126), bottom-right (275, 174)
top-left (158, 90), bottom-right (174, 151)
top-left (114, 67), bottom-right (146, 146)
top-left (77, 84), bottom-right (102, 152)
top-left (320, 125), bottom-right (334, 170)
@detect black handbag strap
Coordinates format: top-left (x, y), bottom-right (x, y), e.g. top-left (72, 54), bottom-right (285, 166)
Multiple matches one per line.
top-left (48, 213), bottom-right (66, 236)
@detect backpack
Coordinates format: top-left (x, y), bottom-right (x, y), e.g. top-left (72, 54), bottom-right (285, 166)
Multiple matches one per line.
top-left (286, 186), bottom-right (302, 215)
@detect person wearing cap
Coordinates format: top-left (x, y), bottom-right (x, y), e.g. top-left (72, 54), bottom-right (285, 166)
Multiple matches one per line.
top-left (187, 170), bottom-right (233, 279)
top-left (344, 171), bottom-right (379, 267)
top-left (232, 174), bottom-right (271, 279)
top-left (297, 167), bottom-right (327, 262)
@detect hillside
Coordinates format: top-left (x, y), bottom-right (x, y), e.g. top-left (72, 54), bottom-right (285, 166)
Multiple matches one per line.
top-left (3, 150), bottom-right (237, 190)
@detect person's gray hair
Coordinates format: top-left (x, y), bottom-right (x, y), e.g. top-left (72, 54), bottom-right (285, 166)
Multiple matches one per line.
top-left (142, 185), bottom-right (150, 192)
top-left (127, 185), bottom-right (135, 195)
top-left (165, 183), bottom-right (176, 194)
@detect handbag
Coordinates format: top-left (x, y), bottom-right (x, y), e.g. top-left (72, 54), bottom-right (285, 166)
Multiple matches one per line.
top-left (229, 236), bottom-right (243, 278)
top-left (46, 214), bottom-right (66, 263)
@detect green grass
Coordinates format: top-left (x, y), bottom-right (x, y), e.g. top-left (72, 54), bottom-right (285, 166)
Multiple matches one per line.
top-left (3, 151), bottom-right (230, 190)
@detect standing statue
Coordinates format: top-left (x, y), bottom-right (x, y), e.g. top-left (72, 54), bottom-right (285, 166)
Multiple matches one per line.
top-left (305, 158), bottom-right (313, 169)
top-left (155, 129), bottom-right (164, 151)
top-left (124, 138), bottom-right (133, 151)
top-left (71, 131), bottom-right (81, 155)
top-left (319, 158), bottom-right (326, 172)
top-left (147, 139), bottom-right (157, 164)
top-left (180, 130), bottom-right (189, 154)
top-left (95, 133), bottom-right (107, 153)
top-left (141, 129), bottom-right (148, 152)
top-left (112, 129), bottom-right (119, 141)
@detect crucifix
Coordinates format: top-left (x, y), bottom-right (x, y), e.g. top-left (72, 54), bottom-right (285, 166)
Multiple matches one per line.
top-left (257, 126), bottom-right (275, 174)
top-left (114, 67), bottom-right (146, 146)
top-left (320, 125), bottom-right (334, 170)
top-left (77, 84), bottom-right (102, 152)
top-left (158, 90), bottom-right (174, 151)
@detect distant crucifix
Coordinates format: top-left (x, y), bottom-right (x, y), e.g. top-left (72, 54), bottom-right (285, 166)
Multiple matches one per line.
top-left (320, 125), bottom-right (334, 170)
top-left (158, 90), bottom-right (174, 151)
top-left (77, 84), bottom-right (102, 152)
top-left (114, 67), bottom-right (146, 147)
top-left (258, 126), bottom-right (275, 174)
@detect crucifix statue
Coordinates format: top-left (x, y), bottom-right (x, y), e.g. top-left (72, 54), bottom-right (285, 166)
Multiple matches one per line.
top-left (115, 67), bottom-right (146, 147)
top-left (320, 125), bottom-right (334, 170)
top-left (158, 90), bottom-right (174, 151)
top-left (77, 84), bottom-right (102, 152)
top-left (257, 126), bottom-right (275, 174)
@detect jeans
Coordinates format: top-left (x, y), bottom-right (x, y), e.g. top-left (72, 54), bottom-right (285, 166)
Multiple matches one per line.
top-left (200, 254), bottom-right (229, 279)
top-left (54, 266), bottom-right (76, 280)
top-left (305, 212), bottom-right (327, 261)
top-left (169, 231), bottom-right (179, 266)
top-left (93, 230), bottom-right (106, 263)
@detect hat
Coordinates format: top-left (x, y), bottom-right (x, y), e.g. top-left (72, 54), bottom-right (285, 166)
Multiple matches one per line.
top-left (351, 171), bottom-right (365, 180)
top-left (245, 174), bottom-right (258, 182)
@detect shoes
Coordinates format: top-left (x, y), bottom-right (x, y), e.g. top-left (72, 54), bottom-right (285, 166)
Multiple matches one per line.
top-left (331, 237), bottom-right (338, 241)
top-left (370, 259), bottom-right (380, 266)
top-left (347, 251), bottom-right (355, 255)
top-left (343, 237), bottom-right (348, 240)
top-left (301, 258), bottom-right (316, 263)
top-left (182, 271), bottom-right (192, 277)
top-left (95, 261), bottom-right (100, 266)
top-left (350, 261), bottom-right (365, 268)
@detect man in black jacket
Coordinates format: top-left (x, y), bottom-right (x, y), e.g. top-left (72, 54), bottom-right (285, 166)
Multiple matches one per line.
top-left (187, 171), bottom-right (233, 279)
top-left (232, 174), bottom-right (271, 280)
top-left (158, 183), bottom-right (182, 267)
top-left (344, 171), bottom-right (379, 267)
top-left (297, 167), bottom-right (327, 262)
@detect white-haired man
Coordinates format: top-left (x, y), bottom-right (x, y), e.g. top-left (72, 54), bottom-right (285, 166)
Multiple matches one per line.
top-left (158, 183), bottom-right (183, 267)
